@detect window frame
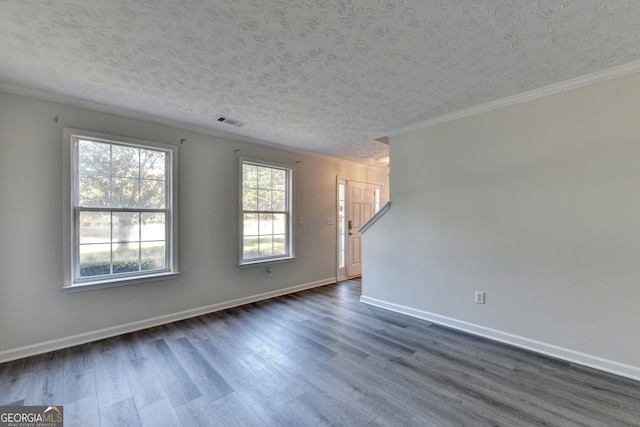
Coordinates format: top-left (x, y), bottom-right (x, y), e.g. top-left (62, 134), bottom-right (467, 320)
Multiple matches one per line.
top-left (62, 128), bottom-right (179, 291)
top-left (239, 157), bottom-right (295, 267)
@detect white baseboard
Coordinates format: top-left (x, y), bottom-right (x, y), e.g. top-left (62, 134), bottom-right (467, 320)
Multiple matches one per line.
top-left (360, 295), bottom-right (640, 382)
top-left (0, 278), bottom-right (336, 363)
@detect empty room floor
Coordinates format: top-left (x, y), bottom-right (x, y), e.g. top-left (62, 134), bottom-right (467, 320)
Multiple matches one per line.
top-left (1, 279), bottom-right (639, 426)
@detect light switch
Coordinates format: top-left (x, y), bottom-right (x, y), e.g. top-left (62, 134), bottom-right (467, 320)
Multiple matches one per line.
top-left (326, 217), bottom-right (335, 225)
top-left (298, 216), bottom-right (303, 225)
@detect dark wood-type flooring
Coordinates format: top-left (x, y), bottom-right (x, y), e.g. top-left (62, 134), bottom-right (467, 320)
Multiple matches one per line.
top-left (1, 279), bottom-right (639, 426)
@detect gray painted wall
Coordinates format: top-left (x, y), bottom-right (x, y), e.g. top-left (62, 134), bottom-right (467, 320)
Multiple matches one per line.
top-left (362, 72), bottom-right (640, 377)
top-left (0, 91), bottom-right (387, 357)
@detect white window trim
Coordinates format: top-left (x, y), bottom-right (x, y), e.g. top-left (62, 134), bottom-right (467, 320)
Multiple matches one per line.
top-left (238, 157), bottom-right (295, 267)
top-left (62, 128), bottom-right (179, 291)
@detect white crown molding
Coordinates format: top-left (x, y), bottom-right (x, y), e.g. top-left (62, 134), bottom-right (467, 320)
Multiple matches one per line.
top-left (0, 82), bottom-right (386, 171)
top-left (360, 295), bottom-right (640, 382)
top-left (0, 277), bottom-right (336, 363)
top-left (0, 81), bottom-right (263, 142)
top-left (387, 59), bottom-right (640, 138)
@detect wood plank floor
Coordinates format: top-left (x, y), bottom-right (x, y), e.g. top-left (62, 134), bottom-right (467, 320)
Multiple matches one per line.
top-left (1, 279), bottom-right (639, 426)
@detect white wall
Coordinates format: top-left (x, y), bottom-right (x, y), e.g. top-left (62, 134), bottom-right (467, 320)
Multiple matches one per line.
top-left (362, 72), bottom-right (640, 379)
top-left (0, 91), bottom-right (387, 359)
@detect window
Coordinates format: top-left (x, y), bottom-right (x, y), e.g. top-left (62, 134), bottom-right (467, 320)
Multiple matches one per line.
top-left (338, 182), bottom-right (346, 269)
top-left (65, 129), bottom-right (178, 289)
top-left (240, 159), bottom-right (293, 265)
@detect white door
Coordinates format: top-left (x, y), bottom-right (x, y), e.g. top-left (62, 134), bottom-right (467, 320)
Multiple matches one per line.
top-left (346, 181), bottom-right (377, 278)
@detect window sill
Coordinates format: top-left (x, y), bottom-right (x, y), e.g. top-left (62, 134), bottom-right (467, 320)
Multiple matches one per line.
top-left (62, 271), bottom-right (180, 293)
top-left (238, 256), bottom-right (296, 269)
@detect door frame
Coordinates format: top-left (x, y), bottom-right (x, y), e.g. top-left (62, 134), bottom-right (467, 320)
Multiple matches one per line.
top-left (336, 177), bottom-right (383, 281)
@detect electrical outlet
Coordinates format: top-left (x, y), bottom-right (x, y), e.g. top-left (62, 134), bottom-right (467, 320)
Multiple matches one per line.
top-left (265, 266), bottom-right (272, 277)
top-left (475, 291), bottom-right (485, 304)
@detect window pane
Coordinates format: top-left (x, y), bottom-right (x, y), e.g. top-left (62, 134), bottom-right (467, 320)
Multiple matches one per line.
top-left (79, 211), bottom-right (111, 244)
top-left (338, 184), bottom-right (345, 200)
top-left (79, 176), bottom-right (110, 207)
top-left (141, 213), bottom-right (166, 241)
top-left (112, 177), bottom-right (140, 208)
top-left (140, 179), bottom-right (165, 209)
top-left (272, 190), bottom-right (286, 211)
top-left (113, 212), bottom-right (140, 243)
top-left (243, 237), bottom-right (259, 259)
top-left (258, 236), bottom-right (273, 256)
top-left (79, 244), bottom-right (111, 277)
top-left (240, 161), bottom-right (292, 263)
top-left (243, 213), bottom-right (258, 236)
top-left (140, 150), bottom-right (166, 180)
top-left (273, 235), bottom-right (286, 256)
top-left (257, 189), bottom-right (271, 211)
top-left (243, 188), bottom-right (258, 211)
top-left (243, 164), bottom-right (257, 188)
top-left (112, 145), bottom-right (139, 178)
top-left (272, 169), bottom-right (286, 190)
top-left (141, 242), bottom-right (166, 271)
top-left (113, 242), bottom-right (140, 273)
top-left (78, 139), bottom-right (110, 176)
top-left (259, 214), bottom-right (273, 235)
top-left (273, 214), bottom-right (286, 234)
top-left (72, 132), bottom-right (175, 285)
top-left (257, 167), bottom-right (272, 189)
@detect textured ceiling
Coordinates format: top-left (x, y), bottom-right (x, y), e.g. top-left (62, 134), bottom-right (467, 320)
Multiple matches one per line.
top-left (2, 1), bottom-right (640, 165)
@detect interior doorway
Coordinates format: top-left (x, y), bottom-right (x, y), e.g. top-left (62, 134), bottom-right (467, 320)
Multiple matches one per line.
top-left (337, 179), bottom-right (381, 280)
